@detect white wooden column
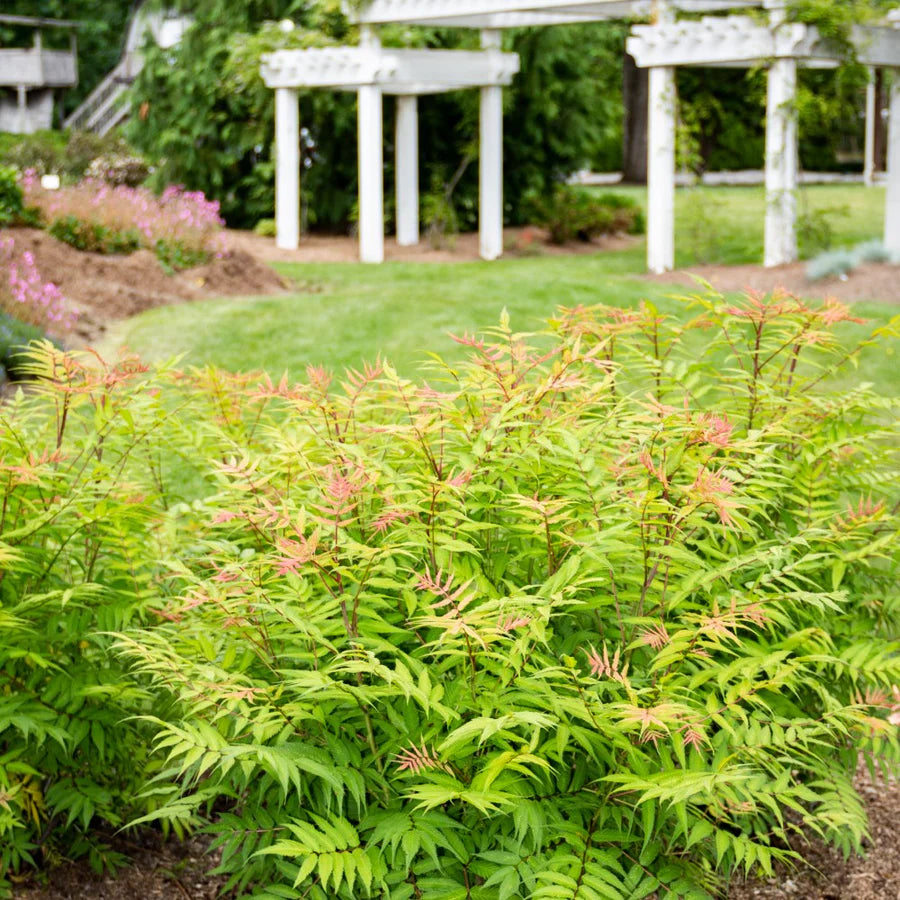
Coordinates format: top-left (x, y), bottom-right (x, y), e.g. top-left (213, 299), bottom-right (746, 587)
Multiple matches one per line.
top-left (395, 95), bottom-right (420, 247)
top-left (885, 77), bottom-right (900, 255)
top-left (764, 5), bottom-right (798, 268)
top-left (358, 26), bottom-right (384, 264)
top-left (358, 84), bottom-right (385, 263)
top-left (480, 29), bottom-right (504, 262)
top-left (864, 69), bottom-right (877, 188)
top-left (647, 0), bottom-right (676, 274)
top-left (275, 87), bottom-right (300, 250)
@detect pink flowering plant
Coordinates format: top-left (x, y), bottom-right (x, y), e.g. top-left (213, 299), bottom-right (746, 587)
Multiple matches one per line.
top-left (0, 236), bottom-right (77, 336)
top-left (23, 173), bottom-right (225, 269)
top-left (0, 291), bottom-right (897, 898)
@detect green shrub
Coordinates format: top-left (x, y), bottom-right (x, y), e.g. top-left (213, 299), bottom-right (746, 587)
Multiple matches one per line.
top-left (0, 314), bottom-right (46, 379)
top-left (154, 239), bottom-right (211, 273)
top-left (92, 296), bottom-right (897, 898)
top-left (806, 240), bottom-right (900, 283)
top-left (0, 166), bottom-right (24, 227)
top-left (85, 154), bottom-right (151, 188)
top-left (0, 131), bottom-right (143, 183)
top-left (48, 216), bottom-right (141, 255)
top-left (0, 345), bottom-right (206, 892)
top-left (531, 186), bottom-right (644, 244)
top-left (253, 218), bottom-right (277, 238)
top-left (0, 131), bottom-right (68, 178)
top-left (61, 132), bottom-right (134, 181)
top-left (797, 203), bottom-right (850, 258)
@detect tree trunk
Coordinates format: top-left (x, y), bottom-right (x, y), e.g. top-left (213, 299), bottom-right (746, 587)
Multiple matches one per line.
top-left (622, 53), bottom-right (649, 184)
top-left (874, 68), bottom-right (887, 173)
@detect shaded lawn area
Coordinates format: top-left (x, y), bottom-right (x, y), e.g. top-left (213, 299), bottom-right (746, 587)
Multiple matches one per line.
top-left (107, 245), bottom-right (897, 394)
top-left (597, 183), bottom-right (887, 267)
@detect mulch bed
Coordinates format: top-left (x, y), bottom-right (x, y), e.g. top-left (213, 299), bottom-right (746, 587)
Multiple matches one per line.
top-left (1, 227), bottom-right (289, 346)
top-left (728, 765), bottom-right (900, 900)
top-left (11, 834), bottom-right (227, 900)
top-left (11, 766), bottom-right (900, 899)
top-left (645, 261), bottom-right (900, 305)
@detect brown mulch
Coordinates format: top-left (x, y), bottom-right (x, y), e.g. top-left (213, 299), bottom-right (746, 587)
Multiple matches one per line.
top-left (646, 261), bottom-right (900, 304)
top-left (223, 226), bottom-right (639, 265)
top-left (727, 764), bottom-right (900, 900)
top-left (11, 767), bottom-right (900, 899)
top-left (2, 228), bottom-right (289, 345)
top-left (11, 834), bottom-right (227, 900)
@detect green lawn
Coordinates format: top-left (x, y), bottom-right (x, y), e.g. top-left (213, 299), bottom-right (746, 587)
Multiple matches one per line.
top-left (108, 250), bottom-right (674, 377)
top-left (598, 183), bottom-right (887, 267)
top-left (106, 185), bottom-right (897, 391)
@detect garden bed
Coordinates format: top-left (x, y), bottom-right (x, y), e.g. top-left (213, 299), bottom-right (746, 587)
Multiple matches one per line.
top-left (646, 261), bottom-right (900, 304)
top-left (0, 228), bottom-right (288, 345)
top-left (226, 227), bottom-right (639, 264)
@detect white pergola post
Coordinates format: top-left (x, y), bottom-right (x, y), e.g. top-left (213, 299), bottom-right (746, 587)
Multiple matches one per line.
top-left (358, 84), bottom-right (385, 263)
top-left (275, 87), bottom-right (300, 250)
top-left (480, 29), bottom-right (504, 261)
top-left (763, 0), bottom-right (799, 270)
top-left (262, 38), bottom-right (519, 265)
top-left (885, 76), bottom-right (900, 255)
top-left (646, 0), bottom-right (676, 274)
top-left (358, 25), bottom-right (385, 264)
top-left (395, 95), bottom-right (420, 246)
top-left (864, 69), bottom-right (877, 187)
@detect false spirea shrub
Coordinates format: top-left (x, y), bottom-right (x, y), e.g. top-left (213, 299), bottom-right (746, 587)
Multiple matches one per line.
top-left (101, 291), bottom-right (900, 899)
top-left (0, 346), bottom-right (205, 888)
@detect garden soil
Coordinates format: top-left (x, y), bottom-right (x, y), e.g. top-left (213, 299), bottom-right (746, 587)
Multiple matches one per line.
top-left (646, 261), bottom-right (900, 304)
top-left (1, 228), bottom-right (288, 345)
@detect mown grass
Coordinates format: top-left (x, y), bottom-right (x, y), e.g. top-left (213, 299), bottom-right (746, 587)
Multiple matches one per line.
top-left (105, 185), bottom-right (896, 391)
top-left (601, 183), bottom-right (887, 267)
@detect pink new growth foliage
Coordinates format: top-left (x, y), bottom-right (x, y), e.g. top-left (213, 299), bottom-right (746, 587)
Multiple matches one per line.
top-left (0, 237), bottom-right (77, 334)
top-left (24, 174), bottom-right (226, 259)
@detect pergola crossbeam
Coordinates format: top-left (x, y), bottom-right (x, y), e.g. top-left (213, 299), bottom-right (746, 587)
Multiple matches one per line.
top-left (628, 18), bottom-right (900, 69)
top-left (353, 0), bottom-right (764, 27)
top-left (262, 47), bottom-right (519, 92)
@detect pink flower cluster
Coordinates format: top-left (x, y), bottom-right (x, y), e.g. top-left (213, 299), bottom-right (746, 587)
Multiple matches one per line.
top-left (24, 175), bottom-right (225, 258)
top-left (0, 237), bottom-right (77, 334)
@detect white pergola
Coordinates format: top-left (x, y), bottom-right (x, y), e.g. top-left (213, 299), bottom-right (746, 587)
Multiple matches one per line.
top-left (264, 1), bottom-right (896, 267)
top-left (347, 1), bottom-right (767, 265)
top-left (261, 41), bottom-right (519, 262)
top-left (628, 8), bottom-right (900, 270)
